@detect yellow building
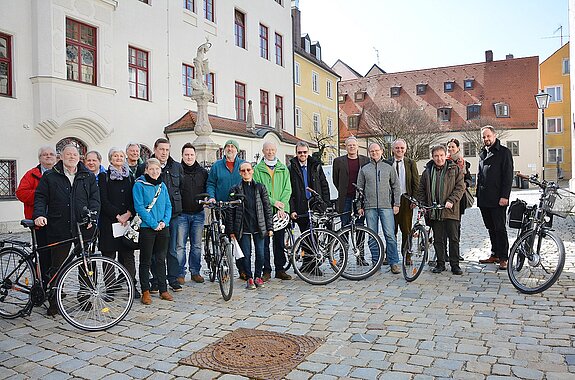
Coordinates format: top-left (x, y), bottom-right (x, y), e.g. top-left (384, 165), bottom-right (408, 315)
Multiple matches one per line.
top-left (292, 5), bottom-right (340, 164)
top-left (540, 42), bottom-right (572, 180)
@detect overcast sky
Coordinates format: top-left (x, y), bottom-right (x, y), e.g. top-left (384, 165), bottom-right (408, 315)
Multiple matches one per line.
top-left (297, 0), bottom-right (569, 75)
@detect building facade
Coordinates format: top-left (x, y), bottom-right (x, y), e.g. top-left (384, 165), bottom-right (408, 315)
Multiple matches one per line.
top-left (0, 0), bottom-right (294, 229)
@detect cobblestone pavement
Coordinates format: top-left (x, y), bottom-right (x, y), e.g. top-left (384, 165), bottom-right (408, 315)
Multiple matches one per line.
top-left (1, 189), bottom-right (574, 379)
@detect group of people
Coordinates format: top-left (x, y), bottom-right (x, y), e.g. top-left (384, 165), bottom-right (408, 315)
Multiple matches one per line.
top-left (16, 124), bottom-right (513, 314)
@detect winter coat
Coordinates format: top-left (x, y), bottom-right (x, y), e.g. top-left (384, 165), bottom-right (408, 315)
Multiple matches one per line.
top-left (33, 160), bottom-right (100, 242)
top-left (332, 155), bottom-right (370, 213)
top-left (97, 170), bottom-right (135, 252)
top-left (16, 164), bottom-right (43, 219)
top-left (357, 158), bottom-right (401, 210)
top-left (288, 156), bottom-right (330, 216)
top-left (253, 159), bottom-right (292, 213)
top-left (206, 156), bottom-right (245, 201)
top-left (477, 138), bottom-right (514, 208)
top-left (226, 180), bottom-right (273, 237)
top-left (181, 161), bottom-right (208, 214)
top-left (136, 156), bottom-right (183, 218)
top-left (417, 159), bottom-right (465, 221)
top-left (133, 176), bottom-right (172, 229)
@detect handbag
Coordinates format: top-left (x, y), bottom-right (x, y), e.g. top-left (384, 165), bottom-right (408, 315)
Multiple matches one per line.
top-left (463, 188), bottom-right (475, 209)
top-left (122, 184), bottom-right (162, 249)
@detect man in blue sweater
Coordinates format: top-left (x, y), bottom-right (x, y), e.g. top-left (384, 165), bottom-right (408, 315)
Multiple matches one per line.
top-left (207, 140), bottom-right (245, 202)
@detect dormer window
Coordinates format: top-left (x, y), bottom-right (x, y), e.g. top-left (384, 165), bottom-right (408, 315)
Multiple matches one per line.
top-left (338, 94), bottom-right (346, 103)
top-left (464, 79), bottom-right (474, 90)
top-left (390, 86), bottom-right (401, 97)
top-left (444, 81), bottom-right (454, 92)
top-left (348, 114), bottom-right (360, 129)
top-left (467, 104), bottom-right (481, 120)
top-left (416, 84), bottom-right (427, 95)
top-left (438, 107), bottom-right (452, 122)
top-left (494, 102), bottom-right (510, 118)
top-left (313, 44), bottom-right (321, 60)
top-left (354, 91), bottom-right (366, 102)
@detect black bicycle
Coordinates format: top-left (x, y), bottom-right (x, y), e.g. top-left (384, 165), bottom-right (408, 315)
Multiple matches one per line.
top-left (197, 194), bottom-right (242, 301)
top-left (0, 210), bottom-right (134, 331)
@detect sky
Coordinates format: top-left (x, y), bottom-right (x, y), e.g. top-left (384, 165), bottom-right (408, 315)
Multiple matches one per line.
top-left (297, 0), bottom-right (570, 75)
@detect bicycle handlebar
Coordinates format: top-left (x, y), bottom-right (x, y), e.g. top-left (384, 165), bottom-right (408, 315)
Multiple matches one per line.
top-left (401, 194), bottom-right (445, 210)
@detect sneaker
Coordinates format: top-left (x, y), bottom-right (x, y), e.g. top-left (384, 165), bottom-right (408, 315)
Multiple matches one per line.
top-left (255, 278), bottom-right (265, 288)
top-left (160, 291), bottom-right (174, 301)
top-left (246, 278), bottom-right (256, 290)
top-left (170, 282), bottom-right (183, 292)
top-left (150, 283), bottom-right (159, 294)
top-left (191, 274), bottom-right (205, 283)
top-left (177, 276), bottom-right (185, 285)
top-left (275, 271), bottom-right (292, 280)
top-left (262, 272), bottom-right (271, 282)
top-left (390, 264), bottom-right (401, 274)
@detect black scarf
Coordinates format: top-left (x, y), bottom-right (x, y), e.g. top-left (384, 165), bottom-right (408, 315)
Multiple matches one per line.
top-left (182, 161), bottom-right (199, 174)
top-left (144, 174), bottom-right (162, 186)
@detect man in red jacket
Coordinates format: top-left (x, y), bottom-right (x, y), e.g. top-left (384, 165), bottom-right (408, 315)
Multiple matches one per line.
top-left (16, 146), bottom-right (57, 285)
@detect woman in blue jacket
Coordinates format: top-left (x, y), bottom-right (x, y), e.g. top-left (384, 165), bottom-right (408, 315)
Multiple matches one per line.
top-left (133, 158), bottom-right (173, 305)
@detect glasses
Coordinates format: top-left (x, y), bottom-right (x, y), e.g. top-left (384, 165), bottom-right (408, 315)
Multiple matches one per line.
top-left (240, 168), bottom-right (253, 173)
top-left (297, 151), bottom-right (308, 155)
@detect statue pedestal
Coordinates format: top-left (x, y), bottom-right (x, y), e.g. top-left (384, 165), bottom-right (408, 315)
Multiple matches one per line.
top-left (191, 89), bottom-right (218, 166)
top-left (193, 139), bottom-right (219, 167)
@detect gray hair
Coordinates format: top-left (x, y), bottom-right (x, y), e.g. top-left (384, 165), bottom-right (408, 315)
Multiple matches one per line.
top-left (344, 136), bottom-right (358, 145)
top-left (262, 141), bottom-right (277, 150)
top-left (61, 144), bottom-right (80, 155)
top-left (480, 125), bottom-right (496, 134)
top-left (37, 146), bottom-right (55, 160)
top-left (108, 147), bottom-right (125, 162)
top-left (85, 150), bottom-right (102, 162)
top-left (125, 142), bottom-right (141, 151)
top-left (430, 144), bottom-right (447, 155)
top-left (392, 138), bottom-right (407, 149)
top-left (368, 142), bottom-right (382, 151)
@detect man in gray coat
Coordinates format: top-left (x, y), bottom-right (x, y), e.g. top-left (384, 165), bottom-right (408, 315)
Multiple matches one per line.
top-left (357, 142), bottom-right (402, 274)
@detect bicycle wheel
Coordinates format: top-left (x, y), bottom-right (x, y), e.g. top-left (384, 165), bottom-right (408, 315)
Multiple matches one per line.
top-left (426, 227), bottom-right (437, 267)
top-left (57, 256), bottom-right (134, 331)
top-left (218, 236), bottom-right (234, 301)
top-left (403, 225), bottom-right (428, 282)
top-left (339, 225), bottom-right (384, 280)
top-left (508, 229), bottom-right (565, 294)
top-left (204, 229), bottom-right (216, 282)
top-left (282, 227), bottom-right (295, 272)
top-left (0, 248), bottom-right (35, 319)
top-left (292, 229), bottom-right (347, 285)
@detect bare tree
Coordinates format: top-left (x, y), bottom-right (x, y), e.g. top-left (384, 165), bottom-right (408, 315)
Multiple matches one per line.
top-left (305, 110), bottom-right (338, 165)
top-left (460, 117), bottom-right (509, 155)
top-left (365, 105), bottom-right (447, 161)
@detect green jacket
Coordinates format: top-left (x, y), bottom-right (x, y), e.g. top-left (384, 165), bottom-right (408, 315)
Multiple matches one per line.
top-left (253, 159), bottom-right (292, 213)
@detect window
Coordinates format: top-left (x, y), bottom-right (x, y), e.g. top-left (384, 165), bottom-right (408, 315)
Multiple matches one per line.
top-left (467, 104), bottom-right (481, 120)
top-left (563, 58), bottom-right (570, 75)
top-left (0, 160), bottom-right (16, 199)
top-left (313, 113), bottom-right (320, 133)
top-left (464, 79), bottom-right (474, 90)
top-left (354, 91), bottom-right (365, 102)
top-left (275, 33), bottom-right (283, 66)
top-left (545, 86), bottom-right (563, 102)
top-left (204, 0), bottom-right (214, 22)
top-left (0, 32), bottom-right (12, 97)
top-left (437, 107), bottom-right (451, 122)
top-left (390, 86), bottom-right (401, 97)
top-left (295, 107), bottom-right (302, 129)
top-left (546, 117), bottom-right (563, 133)
top-left (547, 148), bottom-right (563, 163)
top-left (275, 95), bottom-right (284, 129)
top-left (326, 80), bottom-right (333, 99)
top-left (348, 114), bottom-right (359, 129)
top-left (494, 102), bottom-right (510, 118)
top-left (312, 71), bottom-right (319, 93)
top-left (184, 0), bottom-right (194, 11)
top-left (416, 84), bottom-right (427, 95)
top-left (463, 142), bottom-right (476, 157)
top-left (234, 10), bottom-right (246, 49)
top-left (138, 0), bottom-right (149, 4)
top-left (235, 81), bottom-right (246, 121)
top-left (260, 89), bottom-right (269, 125)
top-left (444, 81), bottom-right (454, 92)
top-left (274, 0), bottom-right (283, 4)
top-left (128, 46), bottom-right (149, 100)
top-left (506, 141), bottom-right (519, 156)
top-left (182, 63), bottom-right (195, 96)
top-left (338, 94), bottom-right (346, 103)
top-left (327, 118), bottom-right (334, 135)
top-left (66, 18), bottom-right (97, 85)
top-left (294, 62), bottom-right (300, 85)
top-left (259, 24), bottom-right (268, 59)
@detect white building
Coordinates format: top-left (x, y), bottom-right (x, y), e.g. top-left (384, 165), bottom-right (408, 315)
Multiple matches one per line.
top-left (0, 0), bottom-right (295, 229)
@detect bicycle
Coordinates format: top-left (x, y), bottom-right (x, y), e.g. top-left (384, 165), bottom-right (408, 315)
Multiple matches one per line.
top-left (197, 194), bottom-right (242, 301)
top-left (401, 194), bottom-right (444, 282)
top-left (507, 173), bottom-right (572, 294)
top-left (290, 188), bottom-right (347, 285)
top-left (0, 210), bottom-right (135, 331)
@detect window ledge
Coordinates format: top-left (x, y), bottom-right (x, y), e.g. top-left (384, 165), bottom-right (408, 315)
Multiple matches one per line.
top-left (30, 76), bottom-right (116, 95)
top-left (96, 0), bottom-right (118, 9)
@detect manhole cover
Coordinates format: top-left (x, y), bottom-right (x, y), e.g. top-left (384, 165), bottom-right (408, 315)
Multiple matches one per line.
top-left (179, 328), bottom-right (324, 379)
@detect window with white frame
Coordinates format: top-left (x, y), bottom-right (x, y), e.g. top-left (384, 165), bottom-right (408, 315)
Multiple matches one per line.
top-left (494, 102), bottom-right (510, 118)
top-left (312, 71), bottom-right (319, 93)
top-left (506, 141), bottom-right (519, 156)
top-left (546, 117), bottom-right (563, 133)
top-left (67, 18), bottom-right (97, 85)
top-left (327, 117), bottom-right (334, 135)
top-left (326, 80), bottom-right (333, 99)
top-left (545, 85), bottom-right (563, 102)
top-left (348, 114), bottom-right (359, 129)
top-left (184, 0), bottom-right (194, 12)
top-left (0, 32), bottom-right (12, 96)
top-left (294, 62), bottom-right (300, 85)
top-left (463, 142), bottom-right (476, 157)
top-left (295, 107), bottom-right (302, 129)
top-left (234, 9), bottom-right (246, 49)
top-left (563, 58), bottom-right (570, 75)
top-left (313, 113), bottom-right (320, 133)
top-left (547, 148), bottom-right (563, 163)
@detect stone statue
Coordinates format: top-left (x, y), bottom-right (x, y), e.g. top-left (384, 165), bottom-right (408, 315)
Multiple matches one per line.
top-left (192, 39), bottom-right (211, 92)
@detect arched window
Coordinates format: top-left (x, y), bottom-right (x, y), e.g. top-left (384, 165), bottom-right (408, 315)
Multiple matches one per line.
top-left (56, 137), bottom-right (88, 159)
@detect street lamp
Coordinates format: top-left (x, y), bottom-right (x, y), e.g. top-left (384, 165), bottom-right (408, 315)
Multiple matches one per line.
top-left (535, 91), bottom-right (551, 180)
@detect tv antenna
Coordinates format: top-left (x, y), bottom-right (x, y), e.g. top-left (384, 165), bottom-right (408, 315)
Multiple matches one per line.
top-left (373, 47), bottom-right (380, 66)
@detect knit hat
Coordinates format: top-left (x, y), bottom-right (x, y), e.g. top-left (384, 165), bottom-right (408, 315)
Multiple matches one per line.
top-left (224, 139), bottom-right (240, 151)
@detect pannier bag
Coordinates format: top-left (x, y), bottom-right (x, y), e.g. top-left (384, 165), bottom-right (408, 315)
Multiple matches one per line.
top-left (508, 199), bottom-right (527, 229)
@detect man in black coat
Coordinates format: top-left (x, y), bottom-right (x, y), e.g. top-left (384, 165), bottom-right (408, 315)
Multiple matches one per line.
top-left (33, 144), bottom-right (100, 315)
top-left (477, 126), bottom-right (514, 270)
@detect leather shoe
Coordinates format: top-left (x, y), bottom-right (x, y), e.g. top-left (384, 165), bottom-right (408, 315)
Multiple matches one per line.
top-left (498, 260), bottom-right (508, 270)
top-left (191, 274), bottom-right (205, 283)
top-left (451, 267), bottom-right (463, 275)
top-left (479, 256), bottom-right (500, 264)
top-left (160, 291), bottom-right (173, 301)
top-left (275, 271), bottom-right (292, 280)
top-left (141, 290), bottom-right (152, 305)
top-left (177, 276), bottom-right (185, 285)
top-left (390, 264), bottom-right (401, 274)
top-left (432, 266), bottom-right (446, 273)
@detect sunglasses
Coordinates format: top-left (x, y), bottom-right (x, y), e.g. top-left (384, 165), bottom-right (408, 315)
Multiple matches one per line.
top-left (240, 168), bottom-right (253, 173)
top-left (297, 151), bottom-right (308, 155)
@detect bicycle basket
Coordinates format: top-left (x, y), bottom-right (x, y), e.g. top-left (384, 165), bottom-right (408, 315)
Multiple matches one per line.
top-left (542, 187), bottom-right (575, 218)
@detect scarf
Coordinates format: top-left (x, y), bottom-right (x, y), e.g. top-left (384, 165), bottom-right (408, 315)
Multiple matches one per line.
top-left (144, 174), bottom-right (162, 186)
top-left (109, 164), bottom-right (130, 180)
top-left (430, 164), bottom-right (447, 220)
top-left (182, 161), bottom-right (198, 174)
top-left (264, 157), bottom-right (278, 170)
top-left (448, 151), bottom-right (465, 170)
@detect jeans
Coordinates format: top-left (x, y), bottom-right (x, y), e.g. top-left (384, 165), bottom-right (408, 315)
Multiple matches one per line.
top-left (167, 211), bottom-right (204, 283)
top-left (341, 196), bottom-right (365, 228)
top-left (263, 228), bottom-right (286, 274)
top-left (139, 227), bottom-right (170, 293)
top-left (365, 208), bottom-right (398, 265)
top-left (239, 233), bottom-right (265, 279)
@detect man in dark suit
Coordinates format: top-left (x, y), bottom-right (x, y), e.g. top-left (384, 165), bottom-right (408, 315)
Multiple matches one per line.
top-left (477, 126), bottom-right (514, 270)
top-left (332, 136), bottom-right (369, 226)
top-left (386, 139), bottom-right (419, 260)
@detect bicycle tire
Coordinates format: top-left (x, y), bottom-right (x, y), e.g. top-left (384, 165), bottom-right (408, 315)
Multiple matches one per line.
top-left (0, 248), bottom-right (35, 319)
top-left (218, 236), bottom-right (234, 301)
top-left (57, 256), bottom-right (134, 331)
top-left (507, 229), bottom-right (565, 294)
top-left (204, 229), bottom-right (216, 282)
top-left (292, 229), bottom-right (347, 285)
top-left (339, 225), bottom-right (384, 280)
top-left (282, 227), bottom-right (295, 272)
top-left (402, 225), bottom-right (428, 282)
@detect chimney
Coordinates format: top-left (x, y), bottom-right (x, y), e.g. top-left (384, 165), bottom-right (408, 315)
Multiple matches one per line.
top-left (506, 54), bottom-right (514, 60)
top-left (485, 50), bottom-right (493, 62)
top-left (291, 5), bottom-right (301, 49)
